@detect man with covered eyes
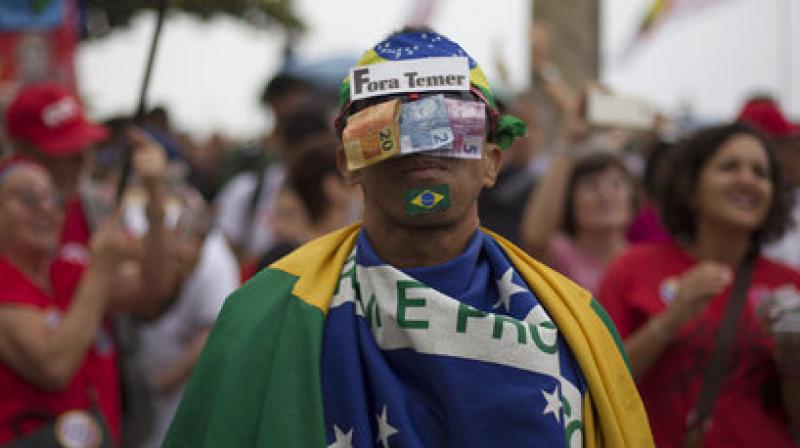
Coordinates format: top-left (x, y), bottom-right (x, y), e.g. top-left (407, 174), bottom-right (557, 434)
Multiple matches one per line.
top-left (165, 29), bottom-right (653, 448)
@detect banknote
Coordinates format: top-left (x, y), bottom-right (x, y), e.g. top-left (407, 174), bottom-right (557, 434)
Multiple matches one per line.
top-left (434, 98), bottom-right (485, 159)
top-left (342, 98), bottom-right (401, 170)
top-left (399, 94), bottom-right (454, 155)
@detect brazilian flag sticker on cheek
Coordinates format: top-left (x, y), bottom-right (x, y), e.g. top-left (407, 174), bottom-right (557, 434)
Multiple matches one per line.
top-left (404, 184), bottom-right (452, 216)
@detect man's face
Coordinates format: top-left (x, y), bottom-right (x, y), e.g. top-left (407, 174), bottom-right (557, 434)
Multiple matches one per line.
top-left (342, 139), bottom-right (502, 229)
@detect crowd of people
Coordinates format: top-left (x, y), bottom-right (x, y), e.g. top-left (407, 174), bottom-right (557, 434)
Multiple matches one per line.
top-left (1, 23), bottom-right (799, 448)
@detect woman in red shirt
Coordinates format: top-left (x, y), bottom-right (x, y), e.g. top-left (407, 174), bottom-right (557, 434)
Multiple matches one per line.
top-left (0, 158), bottom-right (128, 445)
top-left (599, 123), bottom-right (800, 447)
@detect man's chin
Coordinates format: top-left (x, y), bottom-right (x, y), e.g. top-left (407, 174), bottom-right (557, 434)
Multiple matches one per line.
top-left (395, 209), bottom-right (463, 229)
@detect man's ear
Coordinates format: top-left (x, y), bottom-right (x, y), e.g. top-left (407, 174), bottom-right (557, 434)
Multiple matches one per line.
top-left (481, 143), bottom-right (503, 188)
top-left (336, 144), bottom-right (361, 185)
top-left (322, 173), bottom-right (349, 205)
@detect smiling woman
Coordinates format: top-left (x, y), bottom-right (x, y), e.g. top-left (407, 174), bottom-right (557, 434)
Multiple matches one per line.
top-left (693, 134), bottom-right (774, 234)
top-left (0, 158), bottom-right (128, 446)
top-left (598, 123), bottom-right (800, 447)
top-left (660, 124), bottom-right (790, 247)
top-left (0, 160), bottom-right (64, 269)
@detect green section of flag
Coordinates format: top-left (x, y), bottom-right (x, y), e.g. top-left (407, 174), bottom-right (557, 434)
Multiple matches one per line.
top-left (590, 297), bottom-right (631, 372)
top-left (404, 184), bottom-right (451, 216)
top-left (163, 268), bottom-right (327, 447)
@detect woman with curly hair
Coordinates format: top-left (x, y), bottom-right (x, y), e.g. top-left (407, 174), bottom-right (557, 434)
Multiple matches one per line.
top-left (599, 122), bottom-right (800, 447)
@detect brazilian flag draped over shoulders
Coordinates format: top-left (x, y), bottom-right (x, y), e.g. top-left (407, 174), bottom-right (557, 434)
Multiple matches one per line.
top-left (163, 224), bottom-right (653, 447)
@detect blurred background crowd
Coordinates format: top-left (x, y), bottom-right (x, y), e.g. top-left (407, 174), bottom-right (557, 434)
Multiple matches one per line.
top-left (1, 0), bottom-right (799, 447)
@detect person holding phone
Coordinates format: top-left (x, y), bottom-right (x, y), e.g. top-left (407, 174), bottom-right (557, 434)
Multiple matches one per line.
top-left (0, 158), bottom-right (131, 445)
top-left (3, 83), bottom-right (180, 442)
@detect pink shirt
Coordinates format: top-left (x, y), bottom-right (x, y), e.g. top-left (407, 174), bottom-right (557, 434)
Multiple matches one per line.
top-left (549, 233), bottom-right (607, 295)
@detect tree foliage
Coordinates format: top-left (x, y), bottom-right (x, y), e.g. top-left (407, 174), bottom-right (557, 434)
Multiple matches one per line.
top-left (81, 0), bottom-right (304, 38)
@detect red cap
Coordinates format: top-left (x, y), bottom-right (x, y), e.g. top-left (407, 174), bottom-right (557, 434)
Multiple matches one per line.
top-left (4, 83), bottom-right (109, 155)
top-left (736, 98), bottom-right (800, 139)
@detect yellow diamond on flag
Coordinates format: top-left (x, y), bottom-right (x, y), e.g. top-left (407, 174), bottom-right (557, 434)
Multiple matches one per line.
top-left (411, 190), bottom-right (444, 209)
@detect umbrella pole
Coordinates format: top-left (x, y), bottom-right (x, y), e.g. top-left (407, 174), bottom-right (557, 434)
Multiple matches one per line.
top-left (115, 0), bottom-right (167, 202)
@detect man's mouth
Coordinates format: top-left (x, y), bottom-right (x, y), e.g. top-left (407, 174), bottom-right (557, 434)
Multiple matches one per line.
top-left (399, 155), bottom-right (448, 180)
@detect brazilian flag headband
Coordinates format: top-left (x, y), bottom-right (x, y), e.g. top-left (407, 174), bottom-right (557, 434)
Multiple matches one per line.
top-left (335, 31), bottom-right (526, 150)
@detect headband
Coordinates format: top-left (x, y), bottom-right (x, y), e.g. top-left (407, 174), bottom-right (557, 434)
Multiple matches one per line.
top-left (336, 31), bottom-right (525, 150)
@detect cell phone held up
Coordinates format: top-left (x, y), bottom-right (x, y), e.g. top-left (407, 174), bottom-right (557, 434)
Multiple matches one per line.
top-left (585, 90), bottom-right (656, 131)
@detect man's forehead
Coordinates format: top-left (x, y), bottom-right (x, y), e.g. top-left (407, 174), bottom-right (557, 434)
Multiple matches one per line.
top-left (349, 90), bottom-right (479, 116)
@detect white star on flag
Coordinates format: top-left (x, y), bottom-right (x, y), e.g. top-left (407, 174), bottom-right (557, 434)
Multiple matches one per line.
top-left (375, 405), bottom-right (398, 448)
top-left (493, 267), bottom-right (527, 311)
top-left (542, 385), bottom-right (563, 423)
top-left (328, 424), bottom-right (353, 448)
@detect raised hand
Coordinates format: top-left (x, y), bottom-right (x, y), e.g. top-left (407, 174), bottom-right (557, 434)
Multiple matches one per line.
top-left (128, 127), bottom-right (168, 188)
top-left (666, 261), bottom-right (733, 327)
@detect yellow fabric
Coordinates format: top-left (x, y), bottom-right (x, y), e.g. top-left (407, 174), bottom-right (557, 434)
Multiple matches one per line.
top-left (355, 49), bottom-right (383, 67)
top-left (583, 394), bottom-right (598, 448)
top-left (487, 229), bottom-right (654, 447)
top-left (270, 224), bottom-right (361, 314)
top-left (271, 224), bottom-right (654, 447)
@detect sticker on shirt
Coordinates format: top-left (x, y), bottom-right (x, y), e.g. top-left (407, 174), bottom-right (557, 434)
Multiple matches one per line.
top-left (59, 242), bottom-right (90, 266)
top-left (45, 308), bottom-right (62, 327)
top-left (659, 277), bottom-right (679, 304)
top-left (55, 410), bottom-right (103, 448)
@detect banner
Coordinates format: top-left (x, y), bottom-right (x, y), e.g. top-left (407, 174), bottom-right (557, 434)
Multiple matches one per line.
top-left (0, 0), bottom-right (64, 31)
top-left (349, 56), bottom-right (470, 102)
top-left (0, 0), bottom-right (77, 102)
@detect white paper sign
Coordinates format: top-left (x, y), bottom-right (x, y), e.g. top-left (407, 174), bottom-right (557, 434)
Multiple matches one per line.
top-left (349, 56), bottom-right (470, 101)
